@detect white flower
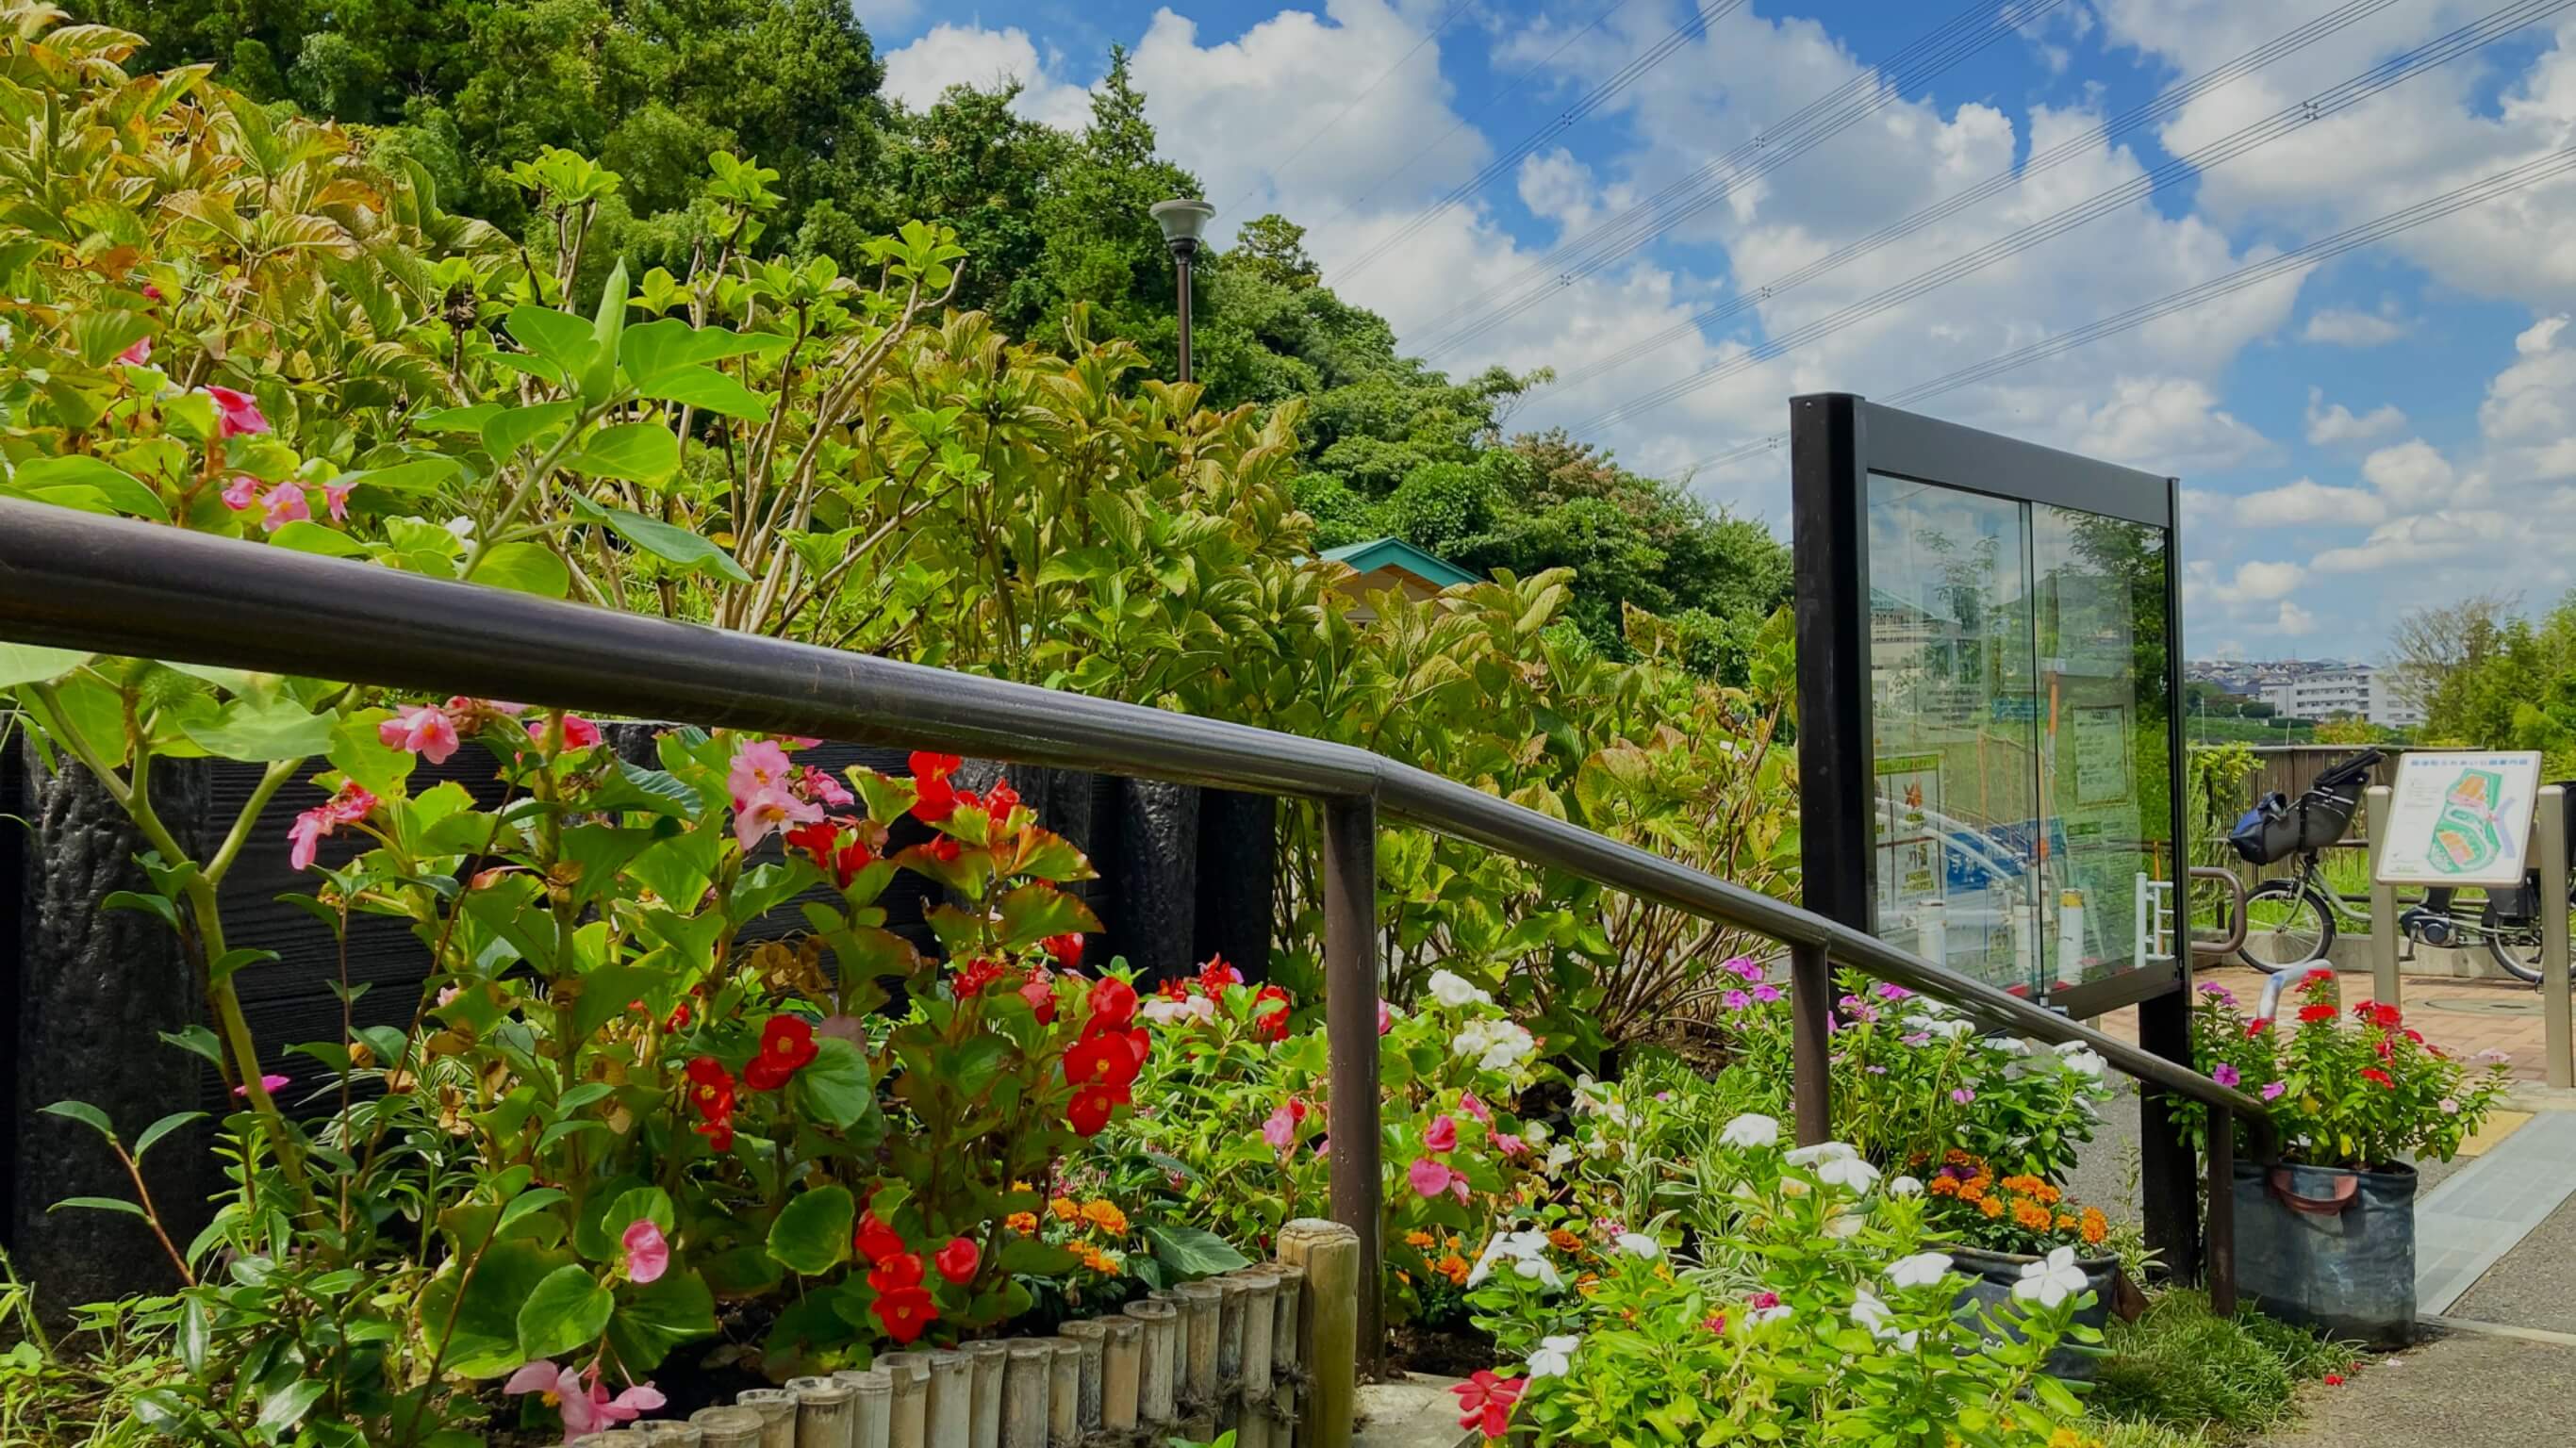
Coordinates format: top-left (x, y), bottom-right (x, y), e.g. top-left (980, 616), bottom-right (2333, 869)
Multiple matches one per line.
top-left (1784, 1141), bottom-right (1858, 1167)
top-left (1821, 1206), bottom-right (1863, 1237)
top-left (2011, 1246), bottom-right (2090, 1308)
top-left (1583, 1134), bottom-right (1613, 1160)
top-left (1778, 1176), bottom-right (1811, 1199)
top-left (1848, 1288), bottom-right (1891, 1331)
top-left (1141, 995), bottom-right (1217, 1026)
top-left (1719, 1112), bottom-right (1780, 1149)
top-left (1818, 1157), bottom-right (1881, 1193)
top-left (1888, 1175), bottom-right (1924, 1198)
top-left (1512, 1256), bottom-right (1562, 1288)
top-left (2439, 1097), bottom-right (2460, 1114)
top-left (2056, 1045), bottom-right (2107, 1080)
top-left (1452, 1018), bottom-right (1535, 1073)
top-left (1886, 1252), bottom-right (1953, 1290)
top-left (443, 516), bottom-right (477, 540)
top-left (1428, 969), bottom-right (1492, 1009)
top-left (1466, 1230), bottom-right (1552, 1288)
top-left (1524, 1121), bottom-right (1552, 1144)
top-left (1614, 1233), bottom-right (1660, 1260)
top-left (1749, 1300), bottom-right (1794, 1325)
top-left (1544, 1144), bottom-right (1575, 1172)
top-left (1526, 1335), bottom-right (1579, 1380)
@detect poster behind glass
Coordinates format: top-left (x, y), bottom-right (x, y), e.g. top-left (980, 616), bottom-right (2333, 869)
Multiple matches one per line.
top-left (1862, 473), bottom-right (2174, 999)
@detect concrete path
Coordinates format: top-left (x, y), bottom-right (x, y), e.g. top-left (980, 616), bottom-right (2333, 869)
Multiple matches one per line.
top-left (2257, 1326), bottom-right (2576, 1447)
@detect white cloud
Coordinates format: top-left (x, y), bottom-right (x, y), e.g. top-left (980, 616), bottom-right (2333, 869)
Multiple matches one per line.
top-left (2312, 508), bottom-right (2516, 573)
top-left (881, 24), bottom-right (1093, 130)
top-left (2360, 438), bottom-right (2469, 509)
top-left (2064, 377), bottom-right (2272, 472)
top-left (2275, 600), bottom-right (2318, 636)
top-left (1516, 148), bottom-right (1599, 230)
top-left (2234, 476), bottom-right (2388, 527)
top-left (2303, 387), bottom-right (2405, 447)
top-left (2302, 307), bottom-right (2409, 347)
top-left (2230, 559), bottom-right (2307, 601)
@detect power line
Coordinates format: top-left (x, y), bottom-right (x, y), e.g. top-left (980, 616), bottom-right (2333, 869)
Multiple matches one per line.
top-left (1224, 0), bottom-right (1480, 216)
top-left (1541, 0), bottom-right (2416, 393)
top-left (1320, 0), bottom-right (1643, 231)
top-left (1410, 0), bottom-right (2058, 358)
top-left (1329, 0), bottom-right (1754, 283)
top-left (1574, 0), bottom-right (2572, 436)
top-left (1685, 144), bottom-right (2576, 476)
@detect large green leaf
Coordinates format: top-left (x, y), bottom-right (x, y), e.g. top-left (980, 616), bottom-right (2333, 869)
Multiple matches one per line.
top-left (481, 401), bottom-right (578, 460)
top-left (619, 318), bottom-right (791, 383)
top-left (179, 694), bottom-right (333, 762)
top-left (794, 1037), bottom-right (874, 1129)
top-left (635, 364), bottom-right (770, 421)
top-left (569, 422), bottom-right (680, 485)
top-left (1143, 1224), bottom-right (1252, 1278)
top-left (11, 455), bottom-right (169, 521)
top-left (504, 305), bottom-right (596, 381)
top-left (767, 1185), bottom-right (854, 1277)
top-left (583, 262), bottom-right (628, 406)
top-left (0, 643), bottom-right (89, 688)
top-left (604, 1269), bottom-right (718, 1374)
top-left (328, 709), bottom-right (417, 797)
top-left (266, 520), bottom-right (371, 558)
top-left (417, 1240), bottom-right (572, 1378)
top-left (516, 1263), bottom-right (614, 1361)
top-left (568, 495), bottom-right (751, 583)
top-left (474, 541), bottom-right (570, 598)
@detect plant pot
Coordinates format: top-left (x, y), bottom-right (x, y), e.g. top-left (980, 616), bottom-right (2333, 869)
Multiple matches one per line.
top-left (1943, 1245), bottom-right (2117, 1382)
top-left (2232, 1159), bottom-right (2417, 1348)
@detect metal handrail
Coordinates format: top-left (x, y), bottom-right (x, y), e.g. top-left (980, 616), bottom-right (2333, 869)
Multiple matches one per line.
top-left (0, 500), bottom-right (2271, 1325)
top-left (2190, 865), bottom-right (2251, 957)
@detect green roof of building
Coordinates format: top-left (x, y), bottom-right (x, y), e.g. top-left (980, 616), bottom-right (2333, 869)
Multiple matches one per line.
top-left (1316, 536), bottom-right (1478, 587)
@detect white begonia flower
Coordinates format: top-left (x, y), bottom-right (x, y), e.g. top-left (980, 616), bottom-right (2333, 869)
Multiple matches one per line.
top-left (1719, 1112), bottom-right (1780, 1149)
top-left (1428, 969), bottom-right (1493, 1010)
top-left (1526, 1335), bottom-right (1579, 1380)
top-left (1544, 1144), bottom-right (1575, 1172)
top-left (2011, 1246), bottom-right (2090, 1308)
top-left (1818, 1157), bottom-right (1881, 1193)
top-left (1524, 1120), bottom-right (1552, 1144)
top-left (1614, 1233), bottom-right (1660, 1260)
top-left (1888, 1175), bottom-right (1924, 1198)
top-left (1886, 1252), bottom-right (1953, 1290)
top-left (1783, 1141), bottom-right (1858, 1167)
top-left (1452, 1019), bottom-right (1535, 1073)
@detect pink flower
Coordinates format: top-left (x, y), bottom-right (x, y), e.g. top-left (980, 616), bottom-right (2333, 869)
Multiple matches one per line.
top-left (1949, 1088), bottom-right (1975, 1105)
top-left (1751, 983), bottom-right (1783, 1004)
top-left (1460, 1092), bottom-right (1492, 1125)
top-left (733, 783), bottom-right (821, 852)
top-left (1263, 1103), bottom-right (1299, 1152)
top-left (287, 783), bottom-right (379, 870)
top-left (202, 385), bottom-right (268, 437)
top-left (1722, 989), bottom-right (1751, 1011)
top-left (378, 704), bottom-right (460, 765)
top-left (220, 474), bottom-right (257, 511)
top-left (797, 765), bottom-right (853, 807)
top-left (322, 478), bottom-right (354, 522)
top-left (621, 1219), bottom-right (669, 1285)
top-left (1408, 1157), bottom-right (1459, 1199)
top-left (2211, 1063), bottom-right (2241, 1088)
top-left (503, 1360), bottom-right (666, 1440)
top-left (1749, 1291), bottom-right (1781, 1309)
top-left (1424, 1114), bottom-right (1459, 1153)
top-left (117, 336), bottom-right (151, 366)
top-left (258, 482), bottom-right (309, 533)
top-left (727, 739), bottom-right (793, 800)
top-left (527, 714), bottom-right (602, 749)
top-left (232, 1073), bottom-right (290, 1099)
top-left (1377, 999), bottom-right (1395, 1036)
top-left (1450, 1371), bottom-right (1525, 1439)
top-left (1701, 1312), bottom-right (1728, 1334)
top-left (1494, 1132), bottom-right (1527, 1157)
top-left (2261, 1080), bottom-right (2288, 1101)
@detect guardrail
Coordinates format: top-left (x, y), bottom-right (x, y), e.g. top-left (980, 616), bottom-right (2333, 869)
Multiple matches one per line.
top-left (0, 500), bottom-right (2275, 1347)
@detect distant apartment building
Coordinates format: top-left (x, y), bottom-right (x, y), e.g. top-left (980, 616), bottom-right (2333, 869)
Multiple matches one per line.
top-left (2261, 664), bottom-right (2424, 729)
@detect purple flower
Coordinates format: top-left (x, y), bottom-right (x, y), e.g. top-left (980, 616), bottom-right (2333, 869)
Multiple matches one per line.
top-left (2198, 982), bottom-right (2237, 1005)
top-left (2260, 1080), bottom-right (2288, 1101)
top-left (1724, 956), bottom-right (1764, 982)
top-left (1723, 989), bottom-right (1752, 1012)
top-left (1901, 1031), bottom-right (1931, 1047)
top-left (1752, 983), bottom-right (1784, 1004)
top-left (1874, 983), bottom-right (1913, 1000)
top-left (1865, 1065), bottom-right (1889, 1075)
top-left (1950, 1088), bottom-right (1975, 1105)
top-left (2211, 1063), bottom-right (2241, 1088)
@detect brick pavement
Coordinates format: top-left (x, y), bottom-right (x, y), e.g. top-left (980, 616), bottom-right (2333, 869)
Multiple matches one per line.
top-left (2092, 964), bottom-right (2552, 1084)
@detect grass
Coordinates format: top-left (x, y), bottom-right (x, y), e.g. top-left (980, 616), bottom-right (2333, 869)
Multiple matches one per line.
top-left (2083, 1289), bottom-right (2360, 1446)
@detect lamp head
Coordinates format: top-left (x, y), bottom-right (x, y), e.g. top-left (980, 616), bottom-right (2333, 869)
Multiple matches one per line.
top-left (1151, 197), bottom-right (1216, 259)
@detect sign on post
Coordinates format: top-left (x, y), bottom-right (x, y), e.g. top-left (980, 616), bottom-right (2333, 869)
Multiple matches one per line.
top-left (2373, 751), bottom-right (2544, 887)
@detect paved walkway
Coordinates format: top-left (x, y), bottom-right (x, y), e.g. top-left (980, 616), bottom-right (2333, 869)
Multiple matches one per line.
top-left (2094, 964), bottom-right (2551, 1082)
top-left (2256, 1327), bottom-right (2576, 1447)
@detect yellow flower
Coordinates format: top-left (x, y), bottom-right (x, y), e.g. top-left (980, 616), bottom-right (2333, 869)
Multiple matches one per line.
top-left (1082, 1199), bottom-right (1130, 1236)
top-left (1006, 1211), bottom-right (1038, 1235)
top-left (1049, 1196), bottom-right (1081, 1223)
top-left (2049, 1429), bottom-right (2083, 1448)
top-left (1010, 1179), bottom-right (1033, 1193)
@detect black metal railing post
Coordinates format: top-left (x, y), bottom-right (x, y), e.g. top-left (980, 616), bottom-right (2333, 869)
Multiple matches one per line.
top-left (1320, 794), bottom-right (1384, 1372)
top-left (1790, 938), bottom-right (1834, 1145)
top-left (2206, 1107), bottom-right (2237, 1314)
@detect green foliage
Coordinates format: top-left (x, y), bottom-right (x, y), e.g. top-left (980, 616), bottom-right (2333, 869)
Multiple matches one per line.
top-left (2089, 1289), bottom-right (2357, 1438)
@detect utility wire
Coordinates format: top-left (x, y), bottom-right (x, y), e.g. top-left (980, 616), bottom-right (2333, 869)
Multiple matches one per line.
top-left (1411, 0), bottom-right (2058, 357)
top-left (1329, 0), bottom-right (1753, 283)
top-left (1575, 0), bottom-right (2572, 436)
top-left (1320, 0), bottom-right (1645, 232)
top-left (1685, 144), bottom-right (2576, 475)
top-left (1542, 0), bottom-right (2417, 393)
top-left (1225, 0), bottom-right (1480, 216)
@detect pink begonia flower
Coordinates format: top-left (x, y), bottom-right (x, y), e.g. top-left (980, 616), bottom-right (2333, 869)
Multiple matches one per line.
top-left (1494, 1132), bottom-right (1527, 1157)
top-left (1423, 1114), bottom-right (1459, 1153)
top-left (621, 1219), bottom-right (669, 1285)
top-left (1263, 1103), bottom-right (1299, 1152)
top-left (232, 1073), bottom-right (290, 1099)
top-left (1142, 995), bottom-right (1218, 1027)
top-left (287, 783), bottom-right (379, 871)
top-left (322, 478), bottom-right (354, 522)
top-left (220, 474), bottom-right (257, 511)
top-left (727, 739), bottom-right (793, 800)
top-left (782, 735), bottom-right (821, 749)
top-left (527, 715), bottom-right (602, 749)
top-left (1949, 1088), bottom-right (1975, 1105)
top-left (258, 482), bottom-right (309, 533)
top-left (733, 783), bottom-right (822, 852)
top-left (117, 336), bottom-right (151, 366)
top-left (379, 704), bottom-right (461, 765)
top-left (1459, 1092), bottom-right (1492, 1126)
top-left (202, 385), bottom-right (268, 437)
top-left (1408, 1158), bottom-right (1457, 1199)
top-left (798, 765), bottom-right (853, 807)
top-left (503, 1360), bottom-right (665, 1440)
top-left (1377, 1000), bottom-right (1395, 1036)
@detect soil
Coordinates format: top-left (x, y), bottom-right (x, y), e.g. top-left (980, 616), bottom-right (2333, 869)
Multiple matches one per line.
top-left (1382, 1320), bottom-right (1495, 1381)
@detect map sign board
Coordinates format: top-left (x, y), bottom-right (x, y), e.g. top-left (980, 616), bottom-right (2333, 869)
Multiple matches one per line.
top-left (2375, 751), bottom-right (2544, 887)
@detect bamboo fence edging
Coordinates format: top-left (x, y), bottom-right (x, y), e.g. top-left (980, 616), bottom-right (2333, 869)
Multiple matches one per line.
top-left (705, 1236), bottom-right (1352, 1448)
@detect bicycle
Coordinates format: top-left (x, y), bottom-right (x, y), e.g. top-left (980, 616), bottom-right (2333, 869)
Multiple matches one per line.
top-left (2226, 748), bottom-right (2560, 982)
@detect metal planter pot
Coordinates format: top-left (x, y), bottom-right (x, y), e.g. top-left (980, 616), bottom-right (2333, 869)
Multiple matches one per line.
top-left (1944, 1245), bottom-right (2118, 1383)
top-left (2233, 1159), bottom-right (2417, 1348)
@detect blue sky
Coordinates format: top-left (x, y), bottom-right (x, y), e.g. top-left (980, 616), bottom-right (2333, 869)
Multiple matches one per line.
top-left (863, 1), bottom-right (2576, 662)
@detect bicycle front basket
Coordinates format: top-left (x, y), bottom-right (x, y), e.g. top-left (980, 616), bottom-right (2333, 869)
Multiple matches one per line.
top-left (2230, 793), bottom-right (2303, 866)
top-left (2294, 783), bottom-right (2363, 854)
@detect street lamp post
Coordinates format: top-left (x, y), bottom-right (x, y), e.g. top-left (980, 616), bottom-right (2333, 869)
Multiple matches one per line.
top-left (1151, 197), bottom-right (1215, 384)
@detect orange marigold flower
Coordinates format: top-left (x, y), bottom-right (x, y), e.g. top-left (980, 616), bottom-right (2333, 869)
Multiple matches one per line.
top-left (1049, 1197), bottom-right (1081, 1223)
top-left (1978, 1195), bottom-right (2006, 1219)
top-left (1436, 1254), bottom-right (1471, 1286)
top-left (1006, 1211), bottom-right (1039, 1234)
top-left (2080, 1209), bottom-right (2109, 1245)
top-left (1081, 1199), bottom-right (1129, 1236)
top-left (1405, 1229), bottom-right (1436, 1249)
top-left (2013, 1201), bottom-right (2053, 1231)
top-left (1927, 1176), bottom-right (1962, 1197)
top-left (1547, 1227), bottom-right (1584, 1254)
top-left (1957, 1182), bottom-right (1988, 1204)
top-left (2056, 1212), bottom-right (2078, 1231)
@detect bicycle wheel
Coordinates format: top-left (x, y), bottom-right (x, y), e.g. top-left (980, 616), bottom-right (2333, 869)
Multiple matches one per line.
top-left (2484, 900), bottom-right (2545, 984)
top-left (2237, 880), bottom-right (2336, 973)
